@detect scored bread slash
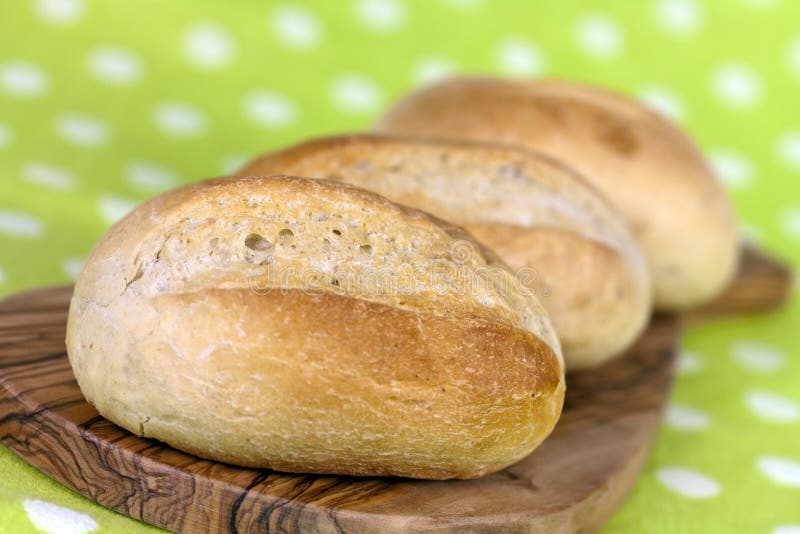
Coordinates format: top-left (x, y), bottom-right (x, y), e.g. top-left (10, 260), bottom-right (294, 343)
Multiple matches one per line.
top-left (66, 174), bottom-right (564, 480)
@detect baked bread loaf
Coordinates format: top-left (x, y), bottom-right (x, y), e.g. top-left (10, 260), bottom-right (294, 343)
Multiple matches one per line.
top-left (239, 135), bottom-right (651, 369)
top-left (376, 77), bottom-right (740, 310)
top-left (66, 175), bottom-right (564, 480)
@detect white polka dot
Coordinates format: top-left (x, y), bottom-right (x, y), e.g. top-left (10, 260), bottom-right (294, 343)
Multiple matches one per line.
top-left (33, 0), bottom-right (85, 26)
top-left (638, 85), bottom-right (686, 121)
top-left (441, 0), bottom-right (484, 9)
top-left (98, 195), bottom-right (139, 225)
top-left (330, 75), bottom-right (383, 113)
top-left (574, 13), bottom-right (624, 59)
top-left (757, 456), bottom-right (800, 487)
top-left (243, 91), bottom-right (297, 129)
top-left (0, 124), bottom-right (11, 148)
top-left (731, 341), bottom-right (785, 373)
top-left (708, 149), bottom-right (754, 190)
top-left (775, 526), bottom-right (800, 534)
top-left (654, 0), bottom-right (703, 35)
top-left (62, 257), bottom-right (84, 280)
top-left (664, 403), bottom-right (710, 431)
top-left (780, 207), bottom-right (800, 239)
top-left (153, 102), bottom-right (208, 138)
top-left (744, 225), bottom-right (762, 240)
top-left (677, 350), bottom-right (703, 374)
top-left (0, 267), bottom-right (7, 284)
top-left (1, 61), bottom-right (49, 97)
top-left (710, 62), bottom-right (763, 108)
top-left (787, 37), bottom-right (800, 78)
top-left (656, 467), bottom-right (720, 498)
top-left (87, 46), bottom-right (143, 85)
top-left (183, 22), bottom-right (236, 70)
top-left (412, 56), bottom-right (457, 85)
top-left (124, 161), bottom-right (179, 193)
top-left (744, 390), bottom-right (799, 423)
top-left (55, 114), bottom-right (110, 147)
top-left (23, 162), bottom-right (76, 190)
top-left (495, 37), bottom-right (546, 76)
top-left (741, 222), bottom-right (763, 244)
top-left (355, 0), bottom-right (406, 32)
top-left (271, 5), bottom-right (322, 50)
top-left (221, 154), bottom-right (251, 175)
top-left (23, 499), bottom-right (97, 534)
top-left (0, 211), bottom-right (45, 237)
top-left (776, 131), bottom-right (800, 171)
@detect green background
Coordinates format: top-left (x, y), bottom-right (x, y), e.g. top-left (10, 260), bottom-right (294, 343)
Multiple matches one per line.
top-left (1, 0), bottom-right (799, 532)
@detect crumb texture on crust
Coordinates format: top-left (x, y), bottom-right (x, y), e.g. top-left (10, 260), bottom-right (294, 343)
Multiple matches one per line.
top-left (66, 175), bottom-right (564, 479)
top-left (72, 175), bottom-right (557, 351)
top-left (243, 135), bottom-right (628, 249)
top-left (375, 78), bottom-right (740, 310)
top-left (240, 136), bottom-right (651, 367)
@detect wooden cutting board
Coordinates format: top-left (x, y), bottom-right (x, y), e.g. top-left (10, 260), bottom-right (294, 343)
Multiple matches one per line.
top-left (0, 246), bottom-right (791, 534)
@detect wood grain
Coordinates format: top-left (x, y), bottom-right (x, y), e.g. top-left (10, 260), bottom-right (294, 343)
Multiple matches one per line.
top-left (0, 246), bottom-right (790, 533)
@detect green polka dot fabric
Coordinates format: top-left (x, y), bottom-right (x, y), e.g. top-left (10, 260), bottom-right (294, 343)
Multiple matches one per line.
top-left (1, 0), bottom-right (799, 532)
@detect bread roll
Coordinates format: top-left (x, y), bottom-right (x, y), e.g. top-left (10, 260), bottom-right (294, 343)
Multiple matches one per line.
top-left (240, 135), bottom-right (651, 369)
top-left (376, 77), bottom-right (740, 310)
top-left (66, 175), bottom-right (564, 480)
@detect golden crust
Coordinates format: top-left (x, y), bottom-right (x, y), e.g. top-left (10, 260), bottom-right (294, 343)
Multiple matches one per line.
top-left (69, 289), bottom-right (563, 479)
top-left (239, 135), bottom-right (651, 367)
top-left (467, 224), bottom-right (648, 369)
top-left (66, 175), bottom-right (564, 479)
top-left (375, 77), bottom-right (740, 310)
